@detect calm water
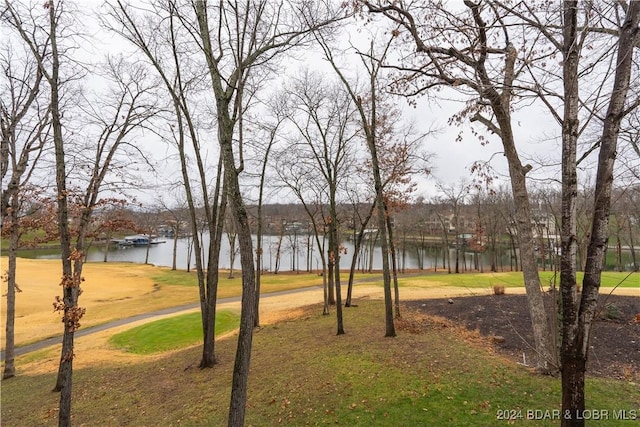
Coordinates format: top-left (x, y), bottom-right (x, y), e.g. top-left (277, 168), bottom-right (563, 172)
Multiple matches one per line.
top-left (27, 234), bottom-right (519, 272)
top-left (19, 234), bottom-right (636, 271)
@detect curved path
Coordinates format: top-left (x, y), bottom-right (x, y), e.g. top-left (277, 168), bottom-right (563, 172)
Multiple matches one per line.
top-left (1, 285), bottom-right (323, 360)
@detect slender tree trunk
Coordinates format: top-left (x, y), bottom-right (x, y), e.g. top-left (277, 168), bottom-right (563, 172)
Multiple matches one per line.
top-left (368, 230), bottom-right (377, 273)
top-left (345, 204), bottom-right (375, 307)
top-left (228, 232), bottom-right (237, 278)
top-left (329, 197), bottom-right (345, 334)
top-left (616, 233), bottom-right (622, 272)
top-left (333, 241), bottom-right (345, 335)
top-left (437, 217), bottom-right (451, 273)
top-left (478, 38), bottom-right (555, 369)
top-left (103, 233), bottom-right (109, 262)
top-left (454, 237), bottom-right (460, 274)
top-left (386, 214), bottom-right (401, 319)
top-left (193, 0), bottom-right (259, 413)
top-left (433, 244), bottom-right (438, 271)
top-left (172, 229), bottom-right (178, 270)
top-left (307, 233), bottom-right (312, 272)
top-left (274, 229), bottom-right (283, 274)
top-left (316, 234), bottom-right (329, 315)
top-left (504, 154), bottom-right (554, 372)
top-left (361, 131), bottom-right (394, 335)
top-left (627, 219), bottom-right (638, 271)
top-left (201, 173), bottom-right (225, 368)
top-left (46, 7), bottom-right (77, 427)
top-left (559, 4), bottom-right (583, 421)
top-left (2, 201), bottom-right (19, 380)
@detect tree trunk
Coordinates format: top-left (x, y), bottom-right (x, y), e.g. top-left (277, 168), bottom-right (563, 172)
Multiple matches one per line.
top-left (330, 197), bottom-right (345, 334)
top-left (615, 233), bottom-right (622, 272)
top-left (201, 179), bottom-right (225, 369)
top-left (504, 148), bottom-right (555, 373)
top-left (437, 215), bottom-right (451, 273)
top-left (346, 203), bottom-right (375, 307)
top-left (627, 218), bottom-right (638, 271)
top-left (363, 130), bottom-right (394, 335)
top-left (386, 214), bottom-right (401, 319)
top-left (368, 230), bottom-right (377, 273)
top-left (103, 233), bottom-right (109, 262)
top-left (2, 200), bottom-right (19, 380)
top-left (228, 232), bottom-right (237, 278)
top-left (274, 230), bottom-right (283, 274)
top-left (223, 161), bottom-right (257, 427)
top-left (559, 3), bottom-right (583, 422)
top-left (454, 238), bottom-right (460, 273)
top-left (333, 245), bottom-right (345, 335)
top-left (192, 0), bottom-right (259, 410)
top-left (561, 3), bottom-right (639, 425)
top-left (144, 238), bottom-right (151, 264)
top-left (172, 229), bottom-right (178, 270)
top-left (477, 40), bottom-right (555, 370)
top-left (46, 7), bottom-right (77, 427)
top-left (433, 244), bottom-right (438, 271)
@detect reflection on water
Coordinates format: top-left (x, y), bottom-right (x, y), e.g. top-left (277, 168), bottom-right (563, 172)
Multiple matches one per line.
top-left (11, 234), bottom-right (635, 271)
top-left (13, 234), bottom-right (528, 272)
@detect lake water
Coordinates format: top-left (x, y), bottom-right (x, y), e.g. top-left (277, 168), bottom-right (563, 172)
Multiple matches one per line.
top-left (22, 233), bottom-right (636, 271)
top-left (31, 234), bottom-right (499, 272)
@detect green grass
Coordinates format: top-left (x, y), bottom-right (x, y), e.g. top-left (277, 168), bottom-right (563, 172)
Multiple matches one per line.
top-left (151, 269), bottom-right (381, 298)
top-left (3, 300), bottom-right (638, 426)
top-left (109, 310), bottom-right (239, 354)
top-left (151, 269), bottom-right (201, 287)
top-left (543, 271), bottom-right (638, 289)
top-left (398, 270), bottom-right (638, 290)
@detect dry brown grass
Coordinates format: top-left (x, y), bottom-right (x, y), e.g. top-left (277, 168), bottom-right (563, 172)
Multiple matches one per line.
top-left (0, 258), bottom-right (199, 346)
top-left (1, 255), bottom-right (495, 349)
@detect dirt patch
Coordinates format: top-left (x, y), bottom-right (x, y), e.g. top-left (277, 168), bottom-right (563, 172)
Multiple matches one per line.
top-left (404, 293), bottom-right (640, 380)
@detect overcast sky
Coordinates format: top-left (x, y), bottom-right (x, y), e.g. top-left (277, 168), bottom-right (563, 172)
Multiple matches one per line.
top-left (8, 0), bottom-right (606, 206)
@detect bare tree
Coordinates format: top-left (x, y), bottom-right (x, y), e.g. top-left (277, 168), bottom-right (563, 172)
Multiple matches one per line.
top-left (279, 70), bottom-right (360, 333)
top-left (344, 191), bottom-right (375, 307)
top-left (5, 3), bottom-right (158, 424)
top-left (363, 0), bottom-right (555, 372)
top-left (0, 4), bottom-right (51, 379)
top-left (190, 2), bottom-right (342, 424)
top-left (561, 3), bottom-right (639, 425)
top-left (436, 181), bottom-right (470, 274)
top-left (375, 106), bottom-right (431, 318)
top-left (612, 184), bottom-right (639, 272)
top-left (487, 1), bottom-right (640, 422)
top-left (3, 3), bottom-right (78, 423)
top-left (314, 32), bottom-right (398, 336)
top-left (273, 144), bottom-right (332, 314)
top-left (247, 103), bottom-right (286, 327)
top-left (105, 0), bottom-right (228, 369)
top-left (156, 191), bottom-right (190, 270)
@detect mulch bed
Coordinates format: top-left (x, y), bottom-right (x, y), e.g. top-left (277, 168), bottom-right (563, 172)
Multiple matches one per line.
top-left (403, 292), bottom-right (640, 379)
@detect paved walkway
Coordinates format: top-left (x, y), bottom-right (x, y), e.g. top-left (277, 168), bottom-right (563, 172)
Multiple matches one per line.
top-left (1, 285), bottom-right (323, 360)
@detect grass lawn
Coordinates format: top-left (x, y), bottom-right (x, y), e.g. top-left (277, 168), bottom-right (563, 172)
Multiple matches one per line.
top-left (0, 258), bottom-right (201, 346)
top-left (398, 270), bottom-right (638, 290)
top-left (151, 269), bottom-right (382, 296)
top-left (2, 257), bottom-right (635, 348)
top-left (109, 310), bottom-right (239, 354)
top-left (2, 299), bottom-right (638, 426)
top-left (0, 258), bottom-right (373, 347)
